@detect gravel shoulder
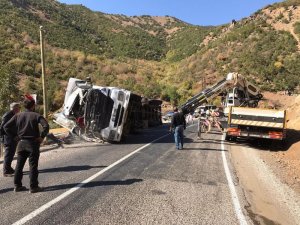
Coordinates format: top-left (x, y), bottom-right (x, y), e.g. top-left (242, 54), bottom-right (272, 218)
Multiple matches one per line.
top-left (230, 141), bottom-right (300, 225)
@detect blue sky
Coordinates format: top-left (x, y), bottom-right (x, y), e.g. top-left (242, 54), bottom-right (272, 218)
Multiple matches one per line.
top-left (58, 0), bottom-right (282, 26)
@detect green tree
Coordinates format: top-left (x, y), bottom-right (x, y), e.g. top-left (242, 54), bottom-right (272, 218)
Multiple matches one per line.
top-left (161, 85), bottom-right (180, 105)
top-left (0, 66), bottom-right (20, 115)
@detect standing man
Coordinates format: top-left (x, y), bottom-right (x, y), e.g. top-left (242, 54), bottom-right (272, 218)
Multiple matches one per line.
top-left (170, 107), bottom-right (186, 150)
top-left (1, 102), bottom-right (21, 177)
top-left (4, 96), bottom-right (49, 193)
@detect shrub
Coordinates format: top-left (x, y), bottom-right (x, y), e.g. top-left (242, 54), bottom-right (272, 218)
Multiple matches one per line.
top-left (0, 66), bottom-right (19, 115)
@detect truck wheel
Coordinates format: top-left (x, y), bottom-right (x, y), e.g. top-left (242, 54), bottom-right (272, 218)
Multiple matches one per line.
top-left (230, 136), bottom-right (237, 141)
top-left (225, 134), bottom-right (236, 142)
top-left (225, 134), bottom-right (231, 141)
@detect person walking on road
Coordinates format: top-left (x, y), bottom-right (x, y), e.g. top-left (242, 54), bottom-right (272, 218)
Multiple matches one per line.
top-left (211, 108), bottom-right (223, 132)
top-left (170, 107), bottom-right (186, 150)
top-left (4, 95), bottom-right (49, 193)
top-left (1, 102), bottom-right (21, 177)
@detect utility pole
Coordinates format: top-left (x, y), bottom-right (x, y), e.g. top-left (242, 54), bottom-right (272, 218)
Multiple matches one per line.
top-left (40, 26), bottom-right (48, 118)
top-left (202, 76), bottom-right (206, 90)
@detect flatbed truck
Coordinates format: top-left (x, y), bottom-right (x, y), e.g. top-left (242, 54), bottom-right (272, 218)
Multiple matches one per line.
top-left (225, 107), bottom-right (287, 141)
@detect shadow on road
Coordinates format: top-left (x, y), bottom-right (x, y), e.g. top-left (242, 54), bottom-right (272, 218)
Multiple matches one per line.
top-left (0, 187), bottom-right (14, 194)
top-left (44, 178), bottom-right (143, 192)
top-left (121, 125), bottom-right (173, 145)
top-left (234, 129), bottom-right (300, 152)
top-left (0, 178), bottom-right (143, 194)
top-left (65, 143), bottom-right (111, 149)
top-left (23, 165), bottom-right (106, 175)
top-left (192, 139), bottom-right (223, 144)
top-left (182, 147), bottom-right (227, 152)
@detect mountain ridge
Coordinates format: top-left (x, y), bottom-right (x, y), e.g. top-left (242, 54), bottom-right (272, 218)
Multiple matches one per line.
top-left (0, 0), bottom-right (299, 114)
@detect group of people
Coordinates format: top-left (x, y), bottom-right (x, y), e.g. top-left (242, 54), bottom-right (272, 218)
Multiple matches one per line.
top-left (170, 106), bottom-right (223, 149)
top-left (198, 108), bottom-right (223, 135)
top-left (0, 96), bottom-right (49, 193)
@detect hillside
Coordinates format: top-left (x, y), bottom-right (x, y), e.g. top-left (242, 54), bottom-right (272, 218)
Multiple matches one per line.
top-left (0, 0), bottom-right (299, 114)
top-left (168, 2), bottom-right (300, 100)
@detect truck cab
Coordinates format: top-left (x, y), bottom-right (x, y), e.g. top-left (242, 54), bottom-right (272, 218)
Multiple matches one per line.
top-left (225, 88), bottom-right (244, 107)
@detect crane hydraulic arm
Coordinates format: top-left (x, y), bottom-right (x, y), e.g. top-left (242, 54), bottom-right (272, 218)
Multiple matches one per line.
top-left (180, 72), bottom-right (262, 115)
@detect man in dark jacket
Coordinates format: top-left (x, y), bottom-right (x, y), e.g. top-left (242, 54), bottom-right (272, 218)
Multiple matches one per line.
top-left (4, 96), bottom-right (49, 193)
top-left (170, 107), bottom-right (186, 150)
top-left (1, 102), bottom-right (20, 177)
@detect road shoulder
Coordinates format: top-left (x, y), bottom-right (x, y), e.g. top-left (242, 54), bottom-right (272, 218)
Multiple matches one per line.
top-left (229, 142), bottom-right (300, 225)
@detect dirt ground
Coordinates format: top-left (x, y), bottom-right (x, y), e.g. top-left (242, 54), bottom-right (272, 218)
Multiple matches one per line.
top-left (230, 144), bottom-right (300, 225)
top-left (228, 92), bottom-right (300, 224)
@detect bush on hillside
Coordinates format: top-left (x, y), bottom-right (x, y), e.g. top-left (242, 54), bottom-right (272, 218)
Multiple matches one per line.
top-left (0, 66), bottom-right (20, 115)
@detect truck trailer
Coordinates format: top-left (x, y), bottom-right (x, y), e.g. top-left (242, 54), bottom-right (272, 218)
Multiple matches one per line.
top-left (54, 78), bottom-right (162, 142)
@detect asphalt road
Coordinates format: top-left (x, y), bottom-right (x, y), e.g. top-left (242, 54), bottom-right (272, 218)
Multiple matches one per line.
top-left (0, 124), bottom-right (252, 225)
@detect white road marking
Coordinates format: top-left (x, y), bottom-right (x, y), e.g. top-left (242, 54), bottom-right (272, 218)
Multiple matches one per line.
top-left (221, 135), bottom-right (248, 225)
top-left (12, 133), bottom-right (170, 225)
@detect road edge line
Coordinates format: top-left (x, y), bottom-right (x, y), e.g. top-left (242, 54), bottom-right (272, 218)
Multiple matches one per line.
top-left (221, 135), bottom-right (248, 225)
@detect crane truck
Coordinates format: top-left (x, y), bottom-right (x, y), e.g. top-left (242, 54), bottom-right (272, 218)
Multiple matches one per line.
top-left (180, 72), bottom-right (287, 141)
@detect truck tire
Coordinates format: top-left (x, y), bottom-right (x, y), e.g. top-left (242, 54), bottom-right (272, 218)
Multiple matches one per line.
top-left (225, 134), bottom-right (237, 142)
top-left (230, 136), bottom-right (237, 141)
top-left (225, 134), bottom-right (231, 141)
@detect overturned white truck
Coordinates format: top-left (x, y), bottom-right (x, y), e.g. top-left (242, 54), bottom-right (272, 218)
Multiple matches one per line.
top-left (54, 78), bottom-right (162, 142)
